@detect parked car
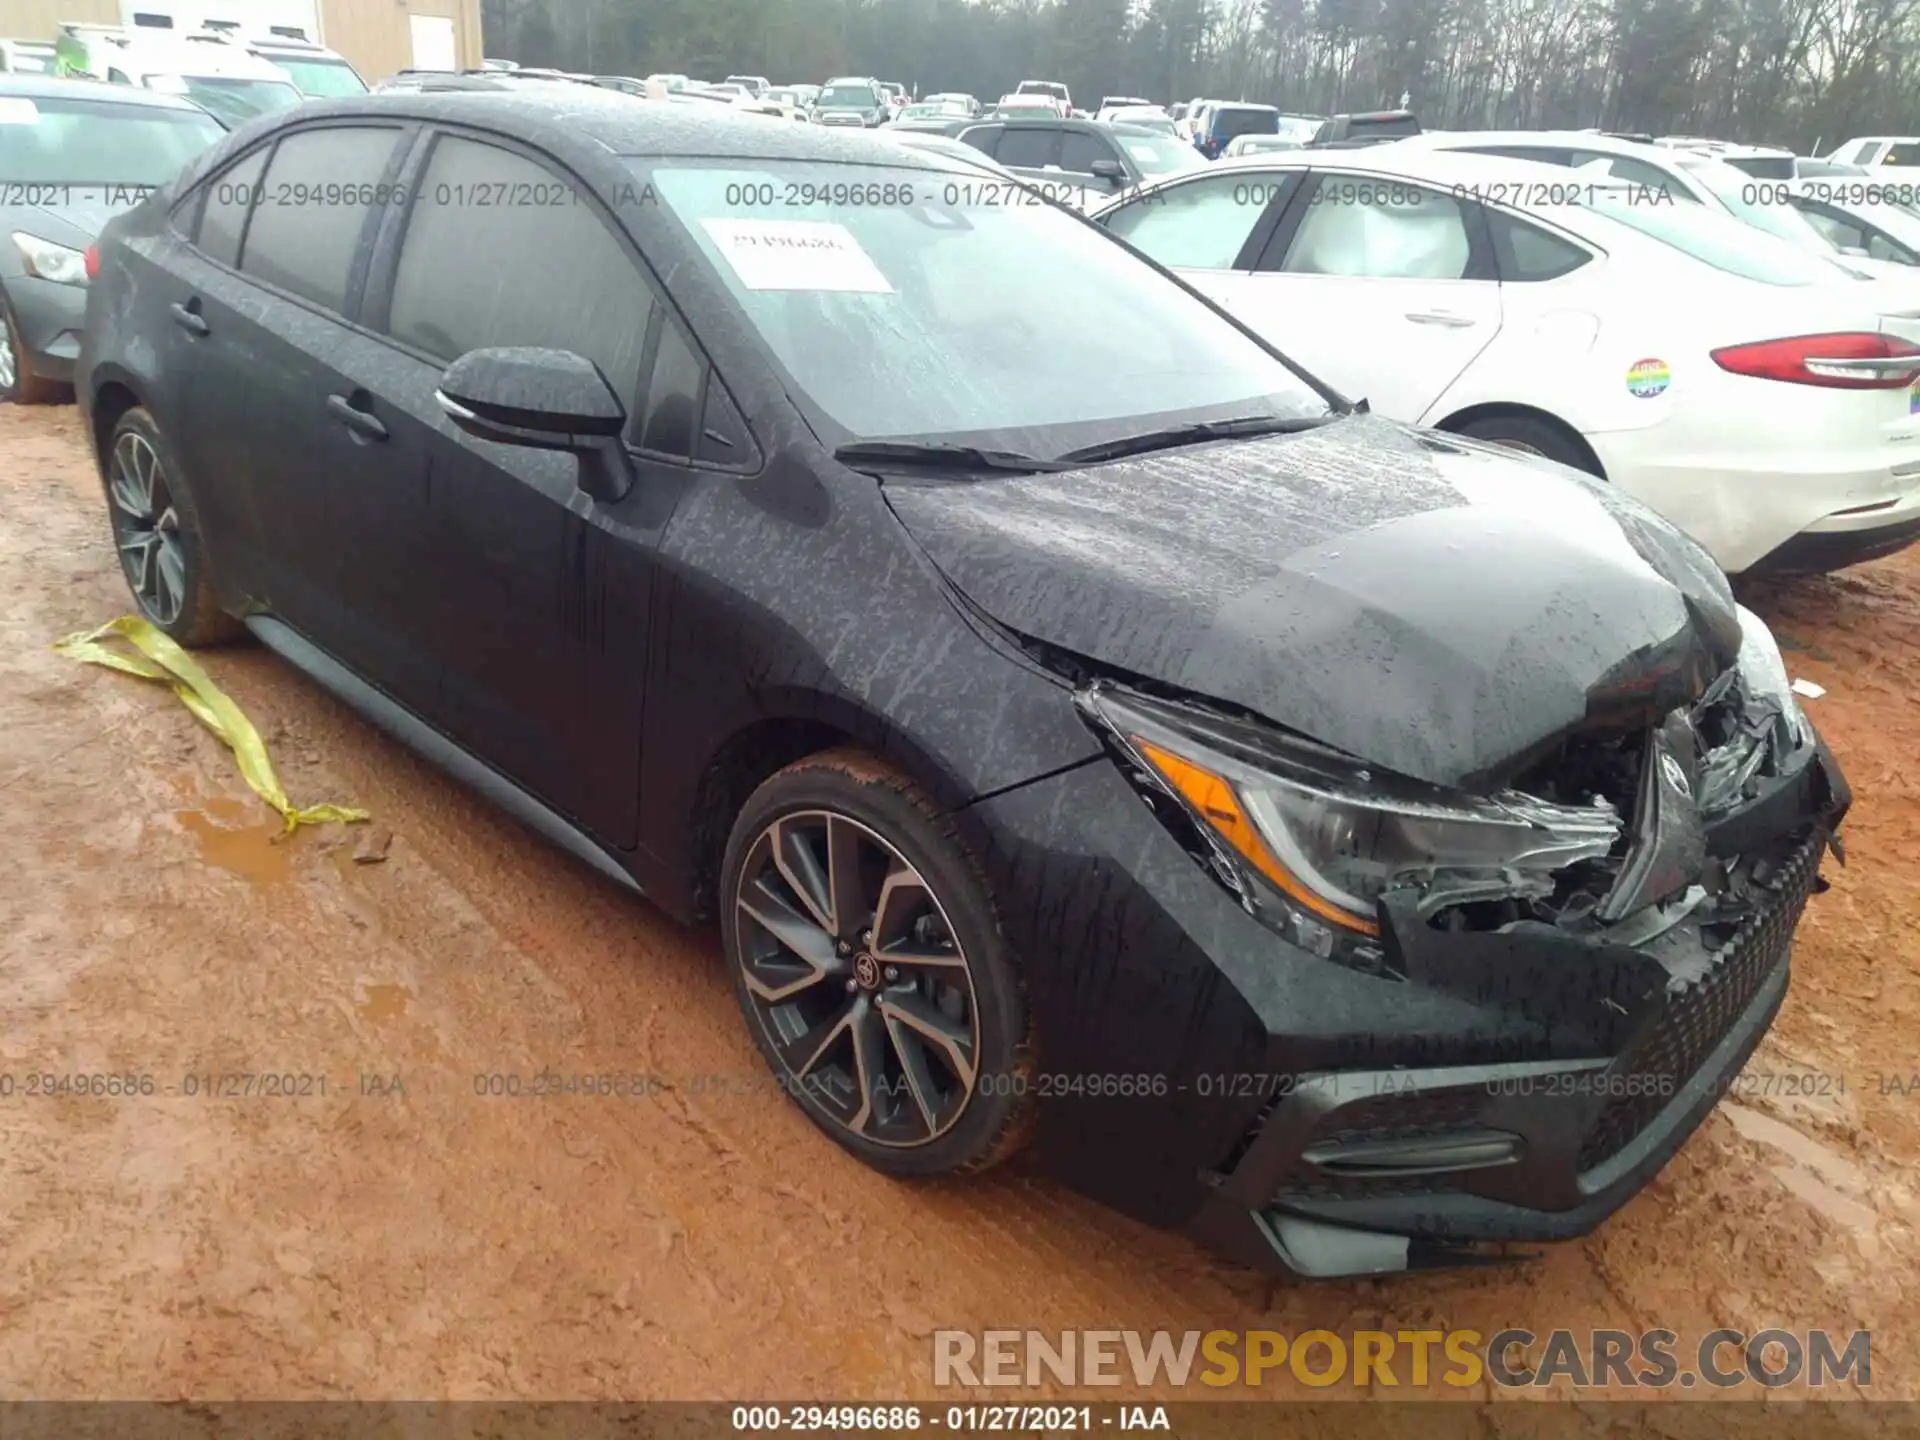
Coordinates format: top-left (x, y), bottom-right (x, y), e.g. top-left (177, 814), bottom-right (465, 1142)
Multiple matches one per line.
top-left (1223, 132), bottom-right (1304, 157)
top-left (957, 117), bottom-right (1203, 206)
top-left (78, 91), bottom-right (1850, 1280)
top-left (1094, 146), bottom-right (1920, 574)
top-left (240, 32), bottom-right (368, 97)
top-left (812, 77), bottom-right (888, 127)
top-left (0, 37), bottom-right (56, 74)
top-left (1099, 105), bottom-right (1179, 137)
top-left (989, 94), bottom-right (1060, 119)
top-left (1401, 130), bottom-right (1899, 274)
top-left (724, 74), bottom-right (770, 97)
top-left (1787, 182), bottom-right (1920, 264)
top-left (921, 91), bottom-right (977, 116)
top-left (1824, 136), bottom-right (1920, 181)
top-left (890, 101), bottom-right (970, 127)
top-left (644, 72), bottom-right (690, 93)
top-left (1013, 79), bottom-right (1070, 115)
top-left (1095, 95), bottom-right (1153, 113)
top-left (1308, 109), bottom-right (1421, 147)
top-left (2, 74), bottom-right (225, 403)
top-left (52, 23), bottom-right (303, 125)
top-left (1193, 101), bottom-right (1280, 158)
top-left (878, 81), bottom-right (908, 117)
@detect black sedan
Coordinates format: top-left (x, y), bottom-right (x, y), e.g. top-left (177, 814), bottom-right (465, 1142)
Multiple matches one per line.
top-left (77, 93), bottom-right (1849, 1278)
top-left (2, 75), bottom-right (225, 402)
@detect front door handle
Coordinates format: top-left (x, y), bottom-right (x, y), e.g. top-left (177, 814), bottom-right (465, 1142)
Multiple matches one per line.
top-left (326, 393), bottom-right (388, 442)
top-left (169, 301), bottom-right (209, 336)
top-left (1405, 310), bottom-right (1476, 328)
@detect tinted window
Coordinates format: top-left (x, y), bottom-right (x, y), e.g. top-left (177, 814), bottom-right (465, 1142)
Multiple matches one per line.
top-left (1886, 143), bottom-right (1920, 165)
top-left (387, 136), bottom-right (653, 402)
top-left (1840, 141), bottom-right (1879, 164)
top-left (1722, 153), bottom-right (1794, 179)
top-left (1211, 107), bottom-right (1278, 142)
top-left (1348, 113), bottom-right (1419, 139)
top-left (957, 125), bottom-right (999, 157)
top-left (1486, 209), bottom-right (1590, 280)
top-left (1104, 172), bottom-right (1284, 269)
top-left (995, 127), bottom-right (1057, 168)
top-left (1057, 131), bottom-right (1113, 176)
top-left (640, 321), bottom-right (704, 457)
top-left (241, 127), bottom-right (399, 311)
top-left (195, 146), bottom-right (268, 266)
top-left (1464, 144), bottom-right (1575, 166)
top-left (1281, 181), bottom-right (1472, 279)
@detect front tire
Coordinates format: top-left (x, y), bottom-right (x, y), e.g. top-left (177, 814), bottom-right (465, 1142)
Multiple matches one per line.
top-left (720, 748), bottom-right (1034, 1176)
top-left (101, 407), bottom-right (242, 646)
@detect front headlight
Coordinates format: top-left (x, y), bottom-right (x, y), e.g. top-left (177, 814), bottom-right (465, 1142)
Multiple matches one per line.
top-left (11, 231), bottom-right (88, 286)
top-left (1080, 687), bottom-right (1622, 957)
top-left (1733, 603), bottom-right (1810, 746)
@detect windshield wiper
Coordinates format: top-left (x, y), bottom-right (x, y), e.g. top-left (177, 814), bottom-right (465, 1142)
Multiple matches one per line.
top-left (833, 440), bottom-right (1072, 474)
top-left (1057, 412), bottom-right (1341, 466)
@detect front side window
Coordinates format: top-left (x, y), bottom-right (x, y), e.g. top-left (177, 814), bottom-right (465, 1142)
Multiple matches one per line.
top-left (1056, 131), bottom-right (1113, 176)
top-left (994, 128), bottom-right (1056, 168)
top-left (386, 135), bottom-right (653, 401)
top-left (646, 160), bottom-right (1329, 452)
top-left (241, 126), bottom-right (400, 312)
top-left (1280, 181), bottom-right (1473, 279)
top-left (1103, 171), bottom-right (1285, 269)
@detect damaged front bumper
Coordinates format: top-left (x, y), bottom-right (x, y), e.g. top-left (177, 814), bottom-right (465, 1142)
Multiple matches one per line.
top-left (971, 618), bottom-right (1849, 1281)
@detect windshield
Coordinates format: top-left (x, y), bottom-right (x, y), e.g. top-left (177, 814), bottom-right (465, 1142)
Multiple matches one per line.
top-left (645, 159), bottom-right (1329, 451)
top-left (1676, 155), bottom-right (1839, 253)
top-left (174, 76), bottom-right (302, 125)
top-left (263, 55), bottom-right (366, 97)
top-left (0, 93), bottom-right (225, 184)
top-left (818, 85), bottom-right (878, 109)
top-left (1115, 132), bottom-right (1204, 174)
top-left (1582, 189), bottom-right (1857, 284)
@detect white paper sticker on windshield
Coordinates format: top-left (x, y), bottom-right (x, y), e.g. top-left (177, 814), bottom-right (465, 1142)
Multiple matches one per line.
top-left (700, 218), bottom-right (893, 293)
top-left (0, 98), bottom-right (41, 125)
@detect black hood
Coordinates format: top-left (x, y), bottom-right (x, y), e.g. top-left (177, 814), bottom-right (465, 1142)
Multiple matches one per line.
top-left (883, 414), bottom-right (1742, 792)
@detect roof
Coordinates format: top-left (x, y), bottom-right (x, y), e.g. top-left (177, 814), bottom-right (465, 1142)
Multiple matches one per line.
top-left (246, 90), bottom-right (978, 168)
top-left (0, 70), bottom-right (207, 109)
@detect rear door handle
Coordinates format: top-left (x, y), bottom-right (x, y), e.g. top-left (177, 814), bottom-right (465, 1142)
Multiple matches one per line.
top-left (326, 393), bottom-right (388, 441)
top-left (1404, 310), bottom-right (1476, 328)
top-left (169, 301), bottom-right (208, 336)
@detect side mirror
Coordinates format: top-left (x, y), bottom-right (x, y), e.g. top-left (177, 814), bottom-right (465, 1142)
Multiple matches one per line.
top-left (436, 346), bottom-right (633, 502)
top-left (1091, 158), bottom-right (1127, 186)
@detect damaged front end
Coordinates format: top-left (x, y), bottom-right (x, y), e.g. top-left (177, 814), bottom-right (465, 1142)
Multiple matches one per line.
top-left (1077, 605), bottom-right (1851, 1278)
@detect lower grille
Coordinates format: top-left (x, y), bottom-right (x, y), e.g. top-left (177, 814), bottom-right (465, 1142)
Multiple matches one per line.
top-left (1577, 835), bottom-right (1823, 1171)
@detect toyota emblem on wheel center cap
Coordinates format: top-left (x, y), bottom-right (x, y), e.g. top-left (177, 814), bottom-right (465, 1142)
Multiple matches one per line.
top-left (854, 951), bottom-right (881, 989)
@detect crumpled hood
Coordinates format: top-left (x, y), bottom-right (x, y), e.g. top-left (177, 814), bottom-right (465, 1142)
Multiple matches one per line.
top-left (883, 414), bottom-right (1742, 791)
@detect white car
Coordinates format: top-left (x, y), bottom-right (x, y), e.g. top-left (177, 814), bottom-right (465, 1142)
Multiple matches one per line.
top-left (1392, 130), bottom-right (1887, 273)
top-left (1825, 136), bottom-right (1920, 182)
top-left (1787, 182), bottom-right (1920, 264)
top-left (1099, 104), bottom-right (1178, 136)
top-left (1223, 132), bottom-right (1304, 157)
top-left (1091, 148), bottom-right (1920, 574)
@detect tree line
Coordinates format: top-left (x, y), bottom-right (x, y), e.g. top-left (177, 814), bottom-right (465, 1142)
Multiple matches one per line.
top-left (482, 0), bottom-right (1920, 152)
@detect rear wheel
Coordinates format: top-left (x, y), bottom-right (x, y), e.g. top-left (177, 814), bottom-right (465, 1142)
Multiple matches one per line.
top-left (720, 749), bottom-right (1033, 1176)
top-left (0, 295), bottom-right (65, 405)
top-left (101, 408), bottom-right (243, 647)
top-left (1455, 413), bottom-right (1601, 476)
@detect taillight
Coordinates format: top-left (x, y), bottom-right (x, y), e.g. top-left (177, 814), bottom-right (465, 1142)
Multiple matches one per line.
top-left (83, 243), bottom-right (100, 280)
top-left (1710, 331), bottom-right (1920, 389)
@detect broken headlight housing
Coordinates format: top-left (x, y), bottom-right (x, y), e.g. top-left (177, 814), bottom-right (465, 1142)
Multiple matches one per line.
top-left (1079, 686), bottom-right (1623, 963)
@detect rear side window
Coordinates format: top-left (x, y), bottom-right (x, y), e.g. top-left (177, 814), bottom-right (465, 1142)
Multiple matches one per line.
top-left (194, 146), bottom-right (268, 267)
top-left (240, 126), bottom-right (400, 312)
top-left (957, 124), bottom-right (999, 157)
top-left (1888, 143), bottom-right (1920, 166)
top-left (1485, 209), bottom-right (1590, 280)
top-left (386, 135), bottom-right (653, 402)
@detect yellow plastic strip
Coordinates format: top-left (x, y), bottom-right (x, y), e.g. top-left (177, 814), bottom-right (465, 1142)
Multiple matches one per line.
top-left (53, 614), bottom-right (370, 834)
